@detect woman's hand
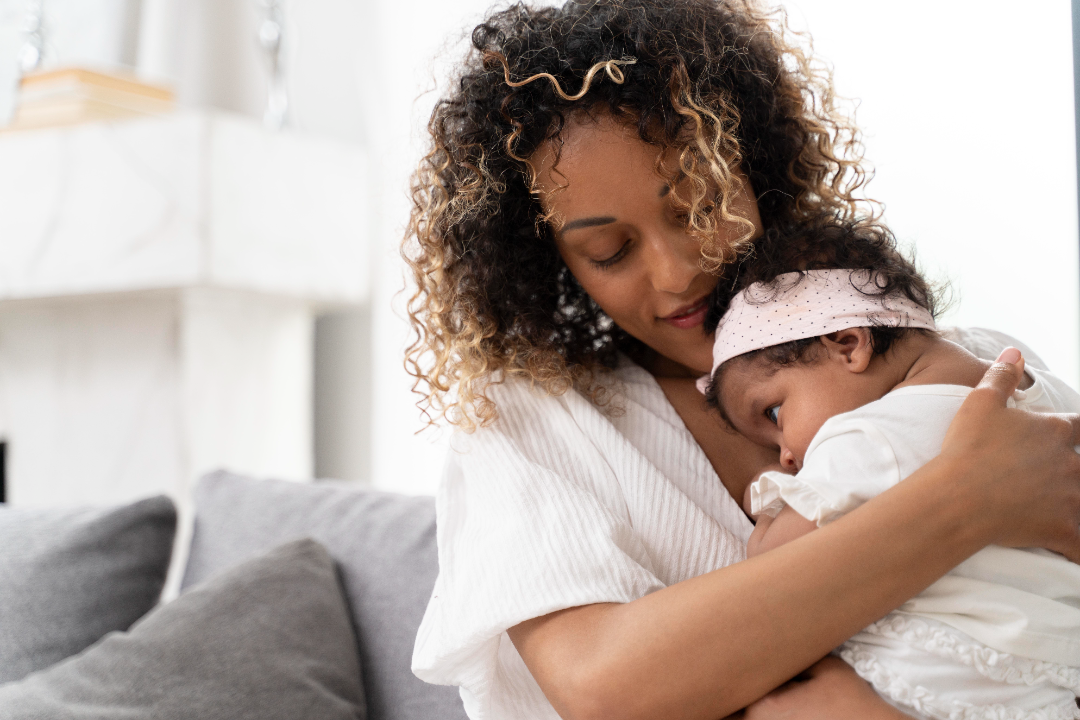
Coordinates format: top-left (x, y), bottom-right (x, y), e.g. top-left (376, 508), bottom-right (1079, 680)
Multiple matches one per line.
top-left (940, 348), bottom-right (1080, 561)
top-left (730, 657), bottom-right (910, 720)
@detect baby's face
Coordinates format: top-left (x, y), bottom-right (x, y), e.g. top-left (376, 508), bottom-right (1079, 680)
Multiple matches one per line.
top-left (718, 355), bottom-right (876, 471)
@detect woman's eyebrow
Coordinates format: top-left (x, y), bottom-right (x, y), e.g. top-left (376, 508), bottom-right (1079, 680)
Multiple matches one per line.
top-left (562, 216), bottom-right (617, 233)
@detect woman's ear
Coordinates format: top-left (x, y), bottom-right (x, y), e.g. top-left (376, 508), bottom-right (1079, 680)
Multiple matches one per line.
top-left (820, 327), bottom-right (874, 373)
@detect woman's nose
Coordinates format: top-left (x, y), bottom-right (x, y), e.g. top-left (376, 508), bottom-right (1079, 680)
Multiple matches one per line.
top-left (644, 230), bottom-right (698, 294)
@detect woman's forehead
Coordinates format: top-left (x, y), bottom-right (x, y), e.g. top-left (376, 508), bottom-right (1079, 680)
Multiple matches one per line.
top-left (531, 118), bottom-right (654, 173)
top-left (527, 119), bottom-right (675, 208)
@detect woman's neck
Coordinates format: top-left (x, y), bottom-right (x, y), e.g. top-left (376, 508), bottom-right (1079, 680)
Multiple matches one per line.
top-left (641, 349), bottom-right (702, 379)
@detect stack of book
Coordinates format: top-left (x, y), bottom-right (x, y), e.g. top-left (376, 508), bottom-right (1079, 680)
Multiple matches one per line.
top-left (5, 67), bottom-right (174, 131)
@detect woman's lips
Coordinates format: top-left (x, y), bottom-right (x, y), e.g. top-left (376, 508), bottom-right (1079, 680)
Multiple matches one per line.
top-left (661, 297), bottom-right (710, 329)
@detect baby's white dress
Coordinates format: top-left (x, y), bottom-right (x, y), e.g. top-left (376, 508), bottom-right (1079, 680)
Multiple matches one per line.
top-left (751, 369), bottom-right (1080, 720)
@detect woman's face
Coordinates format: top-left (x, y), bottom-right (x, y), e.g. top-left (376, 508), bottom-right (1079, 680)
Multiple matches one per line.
top-left (530, 116), bottom-right (763, 375)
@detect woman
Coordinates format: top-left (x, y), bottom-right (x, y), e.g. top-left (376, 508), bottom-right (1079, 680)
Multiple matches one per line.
top-left (405, 1), bottom-right (1080, 718)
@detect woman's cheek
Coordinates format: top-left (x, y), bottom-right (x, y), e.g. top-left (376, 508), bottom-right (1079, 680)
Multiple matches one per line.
top-left (580, 271), bottom-right (651, 333)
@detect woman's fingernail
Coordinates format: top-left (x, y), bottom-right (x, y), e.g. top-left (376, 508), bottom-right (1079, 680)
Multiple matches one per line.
top-left (996, 347), bottom-right (1021, 364)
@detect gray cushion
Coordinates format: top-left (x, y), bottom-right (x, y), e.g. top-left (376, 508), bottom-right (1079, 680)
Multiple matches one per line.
top-left (0, 496), bottom-right (176, 683)
top-left (181, 471), bottom-right (466, 720)
top-left (0, 538), bottom-right (367, 720)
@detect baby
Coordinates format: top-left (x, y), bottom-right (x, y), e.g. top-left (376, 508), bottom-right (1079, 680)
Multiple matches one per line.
top-left (701, 223), bottom-right (1080, 720)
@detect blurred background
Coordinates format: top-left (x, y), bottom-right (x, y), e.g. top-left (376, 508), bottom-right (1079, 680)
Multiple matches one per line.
top-left (0, 0), bottom-right (1076, 519)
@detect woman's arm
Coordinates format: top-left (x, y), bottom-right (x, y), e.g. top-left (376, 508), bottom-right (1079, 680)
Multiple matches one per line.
top-left (509, 352), bottom-right (1080, 720)
top-left (511, 460), bottom-right (985, 720)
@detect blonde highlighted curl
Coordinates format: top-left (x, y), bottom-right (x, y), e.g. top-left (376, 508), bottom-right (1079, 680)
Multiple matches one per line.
top-left (404, 0), bottom-right (874, 431)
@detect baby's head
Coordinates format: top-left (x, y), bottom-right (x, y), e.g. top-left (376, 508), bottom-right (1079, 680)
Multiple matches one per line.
top-left (701, 222), bottom-right (939, 470)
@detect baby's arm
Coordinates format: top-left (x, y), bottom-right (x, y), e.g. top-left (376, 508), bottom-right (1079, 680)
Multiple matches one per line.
top-left (743, 471), bottom-right (819, 558)
top-left (746, 505), bottom-right (818, 558)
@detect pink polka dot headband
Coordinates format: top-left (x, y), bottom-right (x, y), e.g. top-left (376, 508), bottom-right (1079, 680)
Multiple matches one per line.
top-left (696, 269), bottom-right (937, 394)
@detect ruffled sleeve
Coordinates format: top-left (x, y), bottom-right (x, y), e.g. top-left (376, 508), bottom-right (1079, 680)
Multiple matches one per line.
top-left (750, 418), bottom-right (902, 527)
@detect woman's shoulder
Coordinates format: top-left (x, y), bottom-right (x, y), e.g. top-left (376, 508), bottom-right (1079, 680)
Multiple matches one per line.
top-left (467, 357), bottom-right (669, 438)
top-left (941, 327), bottom-right (1049, 371)
top-left (445, 358), bottom-right (704, 508)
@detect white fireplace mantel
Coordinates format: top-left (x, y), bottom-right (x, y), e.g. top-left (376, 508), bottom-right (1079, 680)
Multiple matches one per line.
top-left (0, 111), bottom-right (369, 530)
top-left (0, 110), bottom-right (369, 304)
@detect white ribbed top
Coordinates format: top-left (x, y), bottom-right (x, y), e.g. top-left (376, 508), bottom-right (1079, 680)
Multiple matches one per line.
top-left (411, 328), bottom-right (1041, 720)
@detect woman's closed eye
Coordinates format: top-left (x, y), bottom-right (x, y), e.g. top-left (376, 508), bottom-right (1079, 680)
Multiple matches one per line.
top-left (590, 240), bottom-right (631, 269)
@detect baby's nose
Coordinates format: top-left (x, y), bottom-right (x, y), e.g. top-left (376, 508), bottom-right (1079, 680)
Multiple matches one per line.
top-left (780, 447), bottom-right (798, 471)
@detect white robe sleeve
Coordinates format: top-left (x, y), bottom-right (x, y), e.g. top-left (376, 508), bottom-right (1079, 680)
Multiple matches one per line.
top-left (751, 418), bottom-right (902, 526)
top-left (412, 379), bottom-right (665, 706)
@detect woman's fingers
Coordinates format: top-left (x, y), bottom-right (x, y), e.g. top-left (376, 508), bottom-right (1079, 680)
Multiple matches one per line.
top-left (993, 347), bottom-right (1022, 367)
top-left (940, 349), bottom-right (1026, 463)
top-left (938, 346), bottom-right (1080, 559)
top-left (1039, 440), bottom-right (1080, 563)
top-left (971, 348), bottom-right (1025, 401)
top-left (944, 349), bottom-right (1024, 450)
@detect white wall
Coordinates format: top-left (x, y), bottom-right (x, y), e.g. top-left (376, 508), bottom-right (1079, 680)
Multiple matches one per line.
top-left (355, 0), bottom-right (512, 494)
top-left (0, 0), bottom-right (141, 122)
top-left (782, 0), bottom-right (1080, 387)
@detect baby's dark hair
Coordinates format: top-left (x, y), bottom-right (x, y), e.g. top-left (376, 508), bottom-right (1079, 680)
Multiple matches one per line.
top-left (702, 220), bottom-right (940, 411)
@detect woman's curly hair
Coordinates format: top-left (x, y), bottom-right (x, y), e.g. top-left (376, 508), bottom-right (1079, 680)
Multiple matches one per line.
top-left (404, 0), bottom-right (876, 430)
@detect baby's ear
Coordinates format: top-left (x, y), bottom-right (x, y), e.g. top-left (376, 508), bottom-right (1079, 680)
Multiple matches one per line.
top-left (821, 327), bottom-right (873, 372)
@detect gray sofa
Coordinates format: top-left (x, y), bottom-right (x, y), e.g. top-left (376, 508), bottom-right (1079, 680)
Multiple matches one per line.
top-left (0, 470), bottom-right (468, 720)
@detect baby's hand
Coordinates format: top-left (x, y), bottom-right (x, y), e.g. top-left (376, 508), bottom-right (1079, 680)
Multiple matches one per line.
top-left (747, 505), bottom-right (819, 558)
top-left (744, 461), bottom-right (817, 560)
top-left (746, 513), bottom-right (776, 558)
top-left (745, 463), bottom-right (790, 559)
